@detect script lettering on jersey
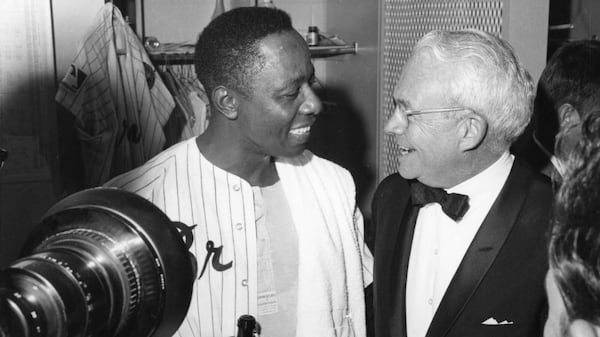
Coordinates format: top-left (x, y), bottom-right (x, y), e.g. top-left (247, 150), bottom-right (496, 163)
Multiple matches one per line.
top-left (198, 240), bottom-right (233, 279)
top-left (116, 119), bottom-right (142, 145)
top-left (171, 221), bottom-right (196, 250)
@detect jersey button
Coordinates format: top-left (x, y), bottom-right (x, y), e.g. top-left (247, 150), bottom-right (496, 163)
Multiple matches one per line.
top-left (233, 184), bottom-right (240, 191)
top-left (241, 279), bottom-right (248, 287)
top-left (236, 223), bottom-right (243, 230)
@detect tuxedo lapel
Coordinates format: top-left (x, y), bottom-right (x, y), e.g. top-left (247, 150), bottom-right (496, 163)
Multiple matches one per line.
top-left (374, 175), bottom-right (418, 337)
top-left (425, 160), bottom-right (532, 337)
top-left (388, 206), bottom-right (419, 336)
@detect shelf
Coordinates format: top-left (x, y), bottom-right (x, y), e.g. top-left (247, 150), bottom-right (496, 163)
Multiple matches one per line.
top-left (147, 43), bottom-right (195, 65)
top-left (147, 41), bottom-right (357, 65)
top-left (310, 42), bottom-right (357, 58)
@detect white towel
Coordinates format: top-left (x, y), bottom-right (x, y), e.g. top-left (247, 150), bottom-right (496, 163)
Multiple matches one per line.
top-left (276, 151), bottom-right (373, 337)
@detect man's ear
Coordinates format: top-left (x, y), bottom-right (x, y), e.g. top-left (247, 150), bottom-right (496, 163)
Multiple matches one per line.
top-left (558, 103), bottom-right (581, 129)
top-left (457, 112), bottom-right (487, 151)
top-left (568, 319), bottom-right (600, 337)
top-left (212, 86), bottom-right (238, 120)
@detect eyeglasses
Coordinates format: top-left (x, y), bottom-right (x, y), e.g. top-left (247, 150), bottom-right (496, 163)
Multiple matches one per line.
top-left (0, 148), bottom-right (7, 170)
top-left (385, 106), bottom-right (475, 134)
top-left (400, 107), bottom-right (472, 117)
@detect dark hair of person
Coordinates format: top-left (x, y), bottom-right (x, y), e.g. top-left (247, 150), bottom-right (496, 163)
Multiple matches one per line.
top-left (549, 109), bottom-right (600, 324)
top-left (194, 6), bottom-right (293, 99)
top-left (534, 40), bottom-right (600, 150)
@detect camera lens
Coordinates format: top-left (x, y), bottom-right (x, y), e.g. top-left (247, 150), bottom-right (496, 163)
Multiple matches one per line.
top-left (0, 188), bottom-right (194, 337)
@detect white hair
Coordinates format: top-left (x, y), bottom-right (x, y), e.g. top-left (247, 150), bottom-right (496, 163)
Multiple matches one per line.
top-left (413, 29), bottom-right (534, 151)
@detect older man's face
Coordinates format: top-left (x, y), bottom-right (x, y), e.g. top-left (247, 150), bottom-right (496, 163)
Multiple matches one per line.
top-left (544, 270), bottom-right (570, 337)
top-left (384, 50), bottom-right (466, 188)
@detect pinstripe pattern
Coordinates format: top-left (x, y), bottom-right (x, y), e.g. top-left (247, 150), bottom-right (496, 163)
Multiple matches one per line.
top-left (105, 137), bottom-right (373, 337)
top-left (55, 3), bottom-right (174, 187)
top-left (106, 137), bottom-right (256, 337)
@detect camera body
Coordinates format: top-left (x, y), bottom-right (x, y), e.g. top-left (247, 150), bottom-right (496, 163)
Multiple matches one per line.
top-left (0, 188), bottom-right (194, 337)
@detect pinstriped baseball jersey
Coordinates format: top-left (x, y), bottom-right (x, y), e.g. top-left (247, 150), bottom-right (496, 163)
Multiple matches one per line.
top-left (55, 3), bottom-right (174, 187)
top-left (105, 137), bottom-right (373, 337)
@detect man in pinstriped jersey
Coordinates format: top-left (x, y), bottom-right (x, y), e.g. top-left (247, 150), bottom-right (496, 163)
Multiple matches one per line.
top-left (105, 7), bottom-right (373, 337)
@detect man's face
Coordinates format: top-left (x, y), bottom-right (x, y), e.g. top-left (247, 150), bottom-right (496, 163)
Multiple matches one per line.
top-left (384, 50), bottom-right (464, 188)
top-left (544, 270), bottom-right (570, 337)
top-left (235, 30), bottom-right (322, 158)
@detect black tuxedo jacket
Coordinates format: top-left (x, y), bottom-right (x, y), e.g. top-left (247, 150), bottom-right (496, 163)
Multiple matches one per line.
top-left (371, 158), bottom-right (553, 337)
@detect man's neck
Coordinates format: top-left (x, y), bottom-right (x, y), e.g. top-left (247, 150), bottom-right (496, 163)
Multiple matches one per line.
top-left (196, 131), bottom-right (279, 187)
top-left (439, 149), bottom-right (506, 189)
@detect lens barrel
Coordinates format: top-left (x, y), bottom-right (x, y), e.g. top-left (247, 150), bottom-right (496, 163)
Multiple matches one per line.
top-left (0, 188), bottom-right (194, 337)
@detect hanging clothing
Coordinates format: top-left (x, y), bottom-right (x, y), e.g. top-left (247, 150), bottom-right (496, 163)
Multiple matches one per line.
top-left (160, 67), bottom-right (209, 145)
top-left (55, 3), bottom-right (174, 187)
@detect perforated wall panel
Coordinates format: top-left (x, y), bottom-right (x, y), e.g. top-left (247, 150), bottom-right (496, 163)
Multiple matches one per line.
top-left (378, 0), bottom-right (503, 180)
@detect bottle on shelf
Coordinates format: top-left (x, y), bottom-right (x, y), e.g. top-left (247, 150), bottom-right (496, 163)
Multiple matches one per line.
top-left (306, 26), bottom-right (320, 46)
top-left (236, 314), bottom-right (258, 337)
top-left (259, 0), bottom-right (276, 8)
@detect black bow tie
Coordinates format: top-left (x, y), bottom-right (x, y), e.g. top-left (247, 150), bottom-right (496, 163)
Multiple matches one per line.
top-left (410, 181), bottom-right (470, 221)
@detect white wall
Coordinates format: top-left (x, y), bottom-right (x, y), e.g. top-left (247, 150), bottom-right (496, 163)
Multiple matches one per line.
top-left (503, 0), bottom-right (550, 83)
top-left (53, 0), bottom-right (104, 83)
top-left (143, 0), bottom-right (334, 44)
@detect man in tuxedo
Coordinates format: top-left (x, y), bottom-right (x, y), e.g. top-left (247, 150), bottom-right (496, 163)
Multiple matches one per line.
top-left (371, 29), bottom-right (553, 337)
top-left (512, 40), bottom-right (600, 184)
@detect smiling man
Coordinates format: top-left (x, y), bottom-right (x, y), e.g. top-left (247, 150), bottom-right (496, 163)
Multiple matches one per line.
top-left (105, 7), bottom-right (373, 337)
top-left (371, 30), bottom-right (553, 337)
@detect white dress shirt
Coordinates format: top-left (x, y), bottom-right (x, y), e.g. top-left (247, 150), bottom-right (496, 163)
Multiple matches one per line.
top-left (406, 152), bottom-right (514, 337)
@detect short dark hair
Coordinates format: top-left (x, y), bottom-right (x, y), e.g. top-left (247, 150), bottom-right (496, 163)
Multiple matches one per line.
top-left (550, 109), bottom-right (600, 324)
top-left (535, 40), bottom-right (600, 148)
top-left (194, 6), bottom-right (294, 98)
